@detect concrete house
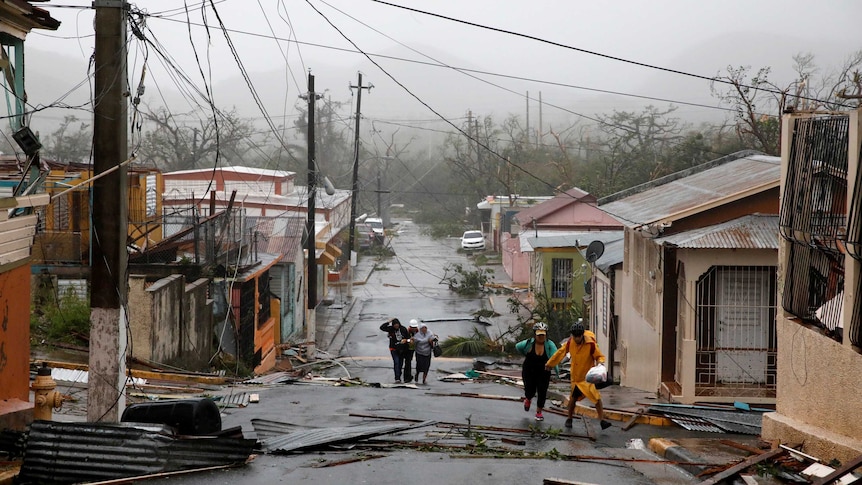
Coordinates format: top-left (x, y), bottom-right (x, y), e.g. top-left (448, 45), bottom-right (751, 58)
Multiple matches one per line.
top-left (503, 188), bottom-right (623, 286)
top-left (761, 111), bottom-right (862, 463)
top-left (598, 151), bottom-right (781, 404)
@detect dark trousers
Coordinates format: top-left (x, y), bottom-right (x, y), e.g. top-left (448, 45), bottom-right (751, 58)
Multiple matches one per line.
top-left (402, 349), bottom-right (415, 382)
top-left (523, 367), bottom-right (552, 409)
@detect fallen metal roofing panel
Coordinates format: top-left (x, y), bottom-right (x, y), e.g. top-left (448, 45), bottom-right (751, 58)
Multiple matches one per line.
top-left (18, 421), bottom-right (255, 484)
top-left (648, 405), bottom-right (763, 435)
top-left (261, 420), bottom-right (435, 453)
top-left (663, 414), bottom-right (725, 433)
top-left (243, 371), bottom-right (297, 385)
top-left (216, 392), bottom-right (251, 408)
top-left (251, 418), bottom-right (320, 440)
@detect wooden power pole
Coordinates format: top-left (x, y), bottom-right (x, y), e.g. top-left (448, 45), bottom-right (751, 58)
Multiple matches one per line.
top-left (89, 0), bottom-right (129, 422)
top-left (347, 73), bottom-right (372, 300)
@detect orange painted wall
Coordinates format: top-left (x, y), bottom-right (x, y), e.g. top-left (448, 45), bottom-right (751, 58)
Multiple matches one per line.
top-left (0, 264), bottom-right (33, 401)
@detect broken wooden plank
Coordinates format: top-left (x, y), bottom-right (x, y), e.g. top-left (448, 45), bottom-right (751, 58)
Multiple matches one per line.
top-left (719, 439), bottom-right (767, 455)
top-left (622, 408), bottom-right (646, 431)
top-left (697, 448), bottom-right (785, 485)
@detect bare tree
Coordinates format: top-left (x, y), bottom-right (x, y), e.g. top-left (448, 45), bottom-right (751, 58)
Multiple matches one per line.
top-left (139, 107), bottom-right (257, 171)
top-left (42, 115), bottom-right (92, 164)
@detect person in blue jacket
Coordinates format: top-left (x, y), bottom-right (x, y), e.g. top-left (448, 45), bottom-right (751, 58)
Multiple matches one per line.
top-left (515, 322), bottom-right (558, 421)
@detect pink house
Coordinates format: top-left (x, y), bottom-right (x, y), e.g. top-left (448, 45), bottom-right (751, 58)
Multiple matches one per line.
top-left (503, 188), bottom-right (623, 284)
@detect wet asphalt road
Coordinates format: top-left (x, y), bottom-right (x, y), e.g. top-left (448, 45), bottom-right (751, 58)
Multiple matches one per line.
top-left (82, 219), bottom-right (756, 485)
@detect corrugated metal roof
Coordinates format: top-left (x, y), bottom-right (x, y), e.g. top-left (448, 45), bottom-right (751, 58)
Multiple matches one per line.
top-left (18, 421), bottom-right (255, 484)
top-left (596, 238), bottom-right (625, 273)
top-left (524, 231), bottom-right (623, 251)
top-left (600, 153), bottom-right (780, 228)
top-left (511, 188), bottom-right (593, 222)
top-left (261, 420), bottom-right (435, 453)
top-left (657, 214), bottom-right (779, 249)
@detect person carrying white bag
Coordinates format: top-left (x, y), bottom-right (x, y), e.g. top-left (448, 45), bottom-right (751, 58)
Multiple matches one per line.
top-left (545, 319), bottom-right (612, 431)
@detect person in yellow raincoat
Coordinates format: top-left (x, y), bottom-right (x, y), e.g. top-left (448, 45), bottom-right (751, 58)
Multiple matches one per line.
top-left (545, 320), bottom-right (612, 430)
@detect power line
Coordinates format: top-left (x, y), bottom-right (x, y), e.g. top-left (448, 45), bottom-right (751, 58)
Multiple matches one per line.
top-left (371, 0), bottom-right (852, 109)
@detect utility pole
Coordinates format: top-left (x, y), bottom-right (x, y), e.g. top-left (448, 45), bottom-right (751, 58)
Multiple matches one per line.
top-left (525, 91), bottom-right (530, 144)
top-left (302, 72), bottom-right (322, 316)
top-left (347, 73), bottom-right (372, 300)
top-left (538, 91), bottom-right (543, 148)
top-left (89, 0), bottom-right (129, 422)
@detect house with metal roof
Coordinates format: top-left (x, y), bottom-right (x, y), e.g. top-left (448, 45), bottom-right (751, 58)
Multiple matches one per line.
top-left (499, 188), bottom-right (622, 286)
top-left (597, 150), bottom-right (781, 404)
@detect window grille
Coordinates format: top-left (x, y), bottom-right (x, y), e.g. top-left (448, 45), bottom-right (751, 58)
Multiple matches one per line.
top-left (695, 266), bottom-right (777, 397)
top-left (551, 258), bottom-right (572, 299)
top-left (779, 114), bottom-right (853, 342)
top-left (846, 143), bottom-right (862, 261)
top-left (779, 115), bottom-right (849, 252)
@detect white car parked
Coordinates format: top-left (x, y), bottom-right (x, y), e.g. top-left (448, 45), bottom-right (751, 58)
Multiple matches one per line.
top-left (460, 230), bottom-right (485, 250)
top-left (366, 217), bottom-right (385, 236)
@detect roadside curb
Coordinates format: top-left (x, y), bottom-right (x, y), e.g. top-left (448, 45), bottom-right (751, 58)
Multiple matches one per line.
top-left (547, 389), bottom-right (674, 427)
top-left (648, 438), bottom-right (710, 476)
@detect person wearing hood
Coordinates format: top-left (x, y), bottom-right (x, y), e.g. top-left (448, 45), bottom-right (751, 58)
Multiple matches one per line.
top-left (545, 320), bottom-right (611, 430)
top-left (412, 322), bottom-right (437, 384)
top-left (380, 318), bottom-right (410, 383)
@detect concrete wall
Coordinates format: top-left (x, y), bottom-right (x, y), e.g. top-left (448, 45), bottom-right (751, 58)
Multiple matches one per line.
top-left (128, 274), bottom-right (213, 371)
top-left (501, 233), bottom-right (530, 284)
top-left (618, 231), bottom-right (662, 393)
top-left (761, 316), bottom-right (862, 463)
top-left (183, 278), bottom-right (213, 369)
top-left (128, 275), bottom-right (154, 361)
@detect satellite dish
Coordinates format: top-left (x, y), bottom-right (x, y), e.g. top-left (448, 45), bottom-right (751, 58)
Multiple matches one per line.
top-left (585, 240), bottom-right (605, 263)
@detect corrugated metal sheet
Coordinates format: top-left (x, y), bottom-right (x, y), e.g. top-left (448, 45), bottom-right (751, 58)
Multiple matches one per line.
top-left (216, 392), bottom-right (251, 408)
top-left (243, 371), bottom-right (297, 385)
top-left (261, 420), bottom-right (435, 453)
top-left (600, 153), bottom-right (780, 228)
top-left (648, 405), bottom-right (763, 435)
top-left (18, 421), bottom-right (255, 484)
top-left (658, 214), bottom-right (779, 249)
top-left (663, 414), bottom-right (726, 433)
top-left (251, 418), bottom-right (320, 440)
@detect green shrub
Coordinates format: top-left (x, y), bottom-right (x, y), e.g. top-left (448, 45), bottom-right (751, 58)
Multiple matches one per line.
top-left (35, 290), bottom-right (91, 344)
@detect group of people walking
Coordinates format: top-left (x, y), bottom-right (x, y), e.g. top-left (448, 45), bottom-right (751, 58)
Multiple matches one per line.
top-left (380, 318), bottom-right (438, 384)
top-left (517, 320), bottom-right (612, 430)
top-left (381, 315), bottom-right (611, 431)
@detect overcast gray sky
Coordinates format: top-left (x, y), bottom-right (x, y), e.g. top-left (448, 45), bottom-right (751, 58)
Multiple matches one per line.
top-left (21, 0), bottom-right (862, 150)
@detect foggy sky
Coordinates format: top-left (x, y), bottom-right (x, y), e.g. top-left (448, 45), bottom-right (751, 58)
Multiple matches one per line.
top-left (20, 0), bottom-right (862, 152)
